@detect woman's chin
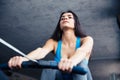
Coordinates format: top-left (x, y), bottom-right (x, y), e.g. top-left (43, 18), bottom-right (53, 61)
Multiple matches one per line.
top-left (62, 26), bottom-right (74, 31)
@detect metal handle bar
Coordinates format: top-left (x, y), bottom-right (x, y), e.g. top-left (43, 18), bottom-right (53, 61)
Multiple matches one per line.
top-left (0, 60), bottom-right (88, 75)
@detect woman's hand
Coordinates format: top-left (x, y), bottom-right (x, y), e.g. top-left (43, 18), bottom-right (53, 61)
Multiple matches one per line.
top-left (58, 58), bottom-right (75, 72)
top-left (8, 56), bottom-right (28, 69)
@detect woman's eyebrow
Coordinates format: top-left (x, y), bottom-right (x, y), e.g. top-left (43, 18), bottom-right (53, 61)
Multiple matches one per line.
top-left (68, 15), bottom-right (72, 17)
top-left (61, 14), bottom-right (72, 17)
top-left (61, 15), bottom-right (65, 17)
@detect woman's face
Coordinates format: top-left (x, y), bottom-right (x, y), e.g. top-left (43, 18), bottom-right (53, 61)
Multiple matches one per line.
top-left (60, 12), bottom-right (75, 30)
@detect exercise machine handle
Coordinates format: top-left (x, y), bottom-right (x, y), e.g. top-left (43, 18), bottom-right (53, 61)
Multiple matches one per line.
top-left (0, 60), bottom-right (88, 75)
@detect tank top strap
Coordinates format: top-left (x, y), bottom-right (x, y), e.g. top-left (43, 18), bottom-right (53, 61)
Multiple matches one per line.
top-left (76, 37), bottom-right (81, 49)
top-left (54, 40), bottom-right (62, 62)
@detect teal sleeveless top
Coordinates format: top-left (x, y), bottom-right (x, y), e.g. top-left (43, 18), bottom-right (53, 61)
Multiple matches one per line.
top-left (54, 37), bottom-right (80, 80)
top-left (54, 37), bottom-right (80, 62)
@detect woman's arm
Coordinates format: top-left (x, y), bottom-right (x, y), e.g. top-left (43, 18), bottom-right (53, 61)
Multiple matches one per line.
top-left (24, 39), bottom-right (56, 60)
top-left (58, 36), bottom-right (94, 72)
top-left (8, 39), bottom-right (56, 68)
top-left (69, 36), bottom-right (94, 66)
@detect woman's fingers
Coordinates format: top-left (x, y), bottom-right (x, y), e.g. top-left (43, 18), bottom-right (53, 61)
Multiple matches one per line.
top-left (58, 58), bottom-right (73, 72)
top-left (65, 60), bottom-right (72, 72)
top-left (58, 58), bottom-right (65, 71)
top-left (8, 56), bottom-right (24, 69)
top-left (15, 56), bottom-right (23, 68)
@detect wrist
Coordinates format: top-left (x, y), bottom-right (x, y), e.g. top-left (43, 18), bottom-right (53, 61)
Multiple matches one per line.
top-left (69, 59), bottom-right (78, 66)
top-left (22, 57), bottom-right (29, 61)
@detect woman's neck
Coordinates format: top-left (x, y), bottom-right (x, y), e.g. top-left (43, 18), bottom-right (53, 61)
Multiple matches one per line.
top-left (62, 29), bottom-right (76, 47)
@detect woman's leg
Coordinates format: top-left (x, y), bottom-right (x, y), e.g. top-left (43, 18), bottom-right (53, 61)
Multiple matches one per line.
top-left (0, 70), bottom-right (9, 80)
top-left (40, 59), bottom-right (93, 80)
top-left (87, 67), bottom-right (93, 80)
top-left (41, 69), bottom-right (64, 80)
top-left (40, 69), bottom-right (57, 80)
top-left (55, 70), bottom-right (63, 80)
top-left (72, 59), bottom-right (92, 80)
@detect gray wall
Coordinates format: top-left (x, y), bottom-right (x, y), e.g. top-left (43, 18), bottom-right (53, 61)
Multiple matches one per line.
top-left (0, 0), bottom-right (120, 80)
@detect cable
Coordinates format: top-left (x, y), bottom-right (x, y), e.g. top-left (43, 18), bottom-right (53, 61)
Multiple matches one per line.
top-left (0, 38), bottom-right (38, 63)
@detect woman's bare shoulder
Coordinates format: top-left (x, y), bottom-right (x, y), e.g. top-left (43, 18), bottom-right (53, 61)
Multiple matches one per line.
top-left (81, 36), bottom-right (93, 43)
top-left (46, 39), bottom-right (58, 46)
top-left (47, 39), bottom-right (57, 43)
top-left (45, 39), bottom-right (58, 53)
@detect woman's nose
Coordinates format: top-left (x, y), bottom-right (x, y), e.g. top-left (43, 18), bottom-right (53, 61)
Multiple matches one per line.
top-left (64, 17), bottom-right (68, 20)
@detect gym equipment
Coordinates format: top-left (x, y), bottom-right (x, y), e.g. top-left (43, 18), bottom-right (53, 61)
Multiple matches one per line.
top-left (0, 38), bottom-right (88, 75)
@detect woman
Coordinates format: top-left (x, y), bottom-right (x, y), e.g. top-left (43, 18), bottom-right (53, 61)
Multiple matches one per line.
top-left (8, 10), bottom-right (94, 80)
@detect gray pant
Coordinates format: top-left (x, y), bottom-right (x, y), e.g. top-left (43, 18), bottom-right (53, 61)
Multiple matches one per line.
top-left (40, 60), bottom-right (93, 80)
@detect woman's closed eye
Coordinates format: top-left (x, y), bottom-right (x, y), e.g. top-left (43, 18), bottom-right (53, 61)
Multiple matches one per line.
top-left (61, 16), bottom-right (73, 20)
top-left (68, 16), bottom-right (73, 19)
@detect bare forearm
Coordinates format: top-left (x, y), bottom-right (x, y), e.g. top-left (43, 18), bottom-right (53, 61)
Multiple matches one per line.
top-left (70, 36), bottom-right (93, 65)
top-left (23, 39), bottom-right (55, 61)
top-left (24, 48), bottom-right (48, 60)
top-left (69, 49), bottom-right (87, 66)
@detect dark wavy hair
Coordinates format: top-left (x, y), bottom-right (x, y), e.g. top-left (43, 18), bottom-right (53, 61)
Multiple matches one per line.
top-left (51, 10), bottom-right (87, 41)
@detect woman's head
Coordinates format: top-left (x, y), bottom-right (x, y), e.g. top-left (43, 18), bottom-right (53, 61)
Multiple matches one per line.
top-left (60, 12), bottom-right (75, 30)
top-left (51, 10), bottom-right (87, 41)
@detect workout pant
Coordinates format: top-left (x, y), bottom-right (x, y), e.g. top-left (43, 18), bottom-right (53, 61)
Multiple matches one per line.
top-left (0, 70), bottom-right (9, 80)
top-left (40, 59), bottom-right (93, 80)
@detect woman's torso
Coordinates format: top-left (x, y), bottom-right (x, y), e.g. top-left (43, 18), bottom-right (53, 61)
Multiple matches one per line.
top-left (53, 36), bottom-right (91, 62)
